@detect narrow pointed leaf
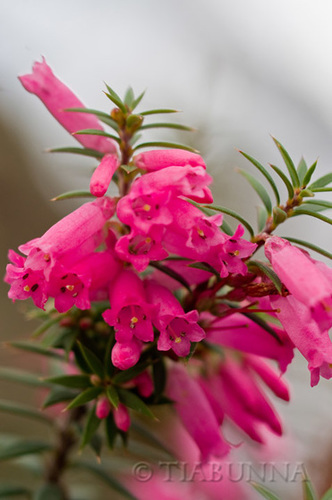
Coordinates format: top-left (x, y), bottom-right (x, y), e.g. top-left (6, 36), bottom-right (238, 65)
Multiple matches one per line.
top-left (297, 157), bottom-right (308, 184)
top-left (71, 460), bottom-right (137, 500)
top-left (247, 261), bottom-right (283, 294)
top-left (77, 341), bottom-right (105, 378)
top-left (221, 219), bottom-right (233, 235)
top-left (73, 128), bottom-right (120, 143)
top-left (32, 317), bottom-right (61, 338)
top-left (105, 414), bottom-right (118, 449)
top-left (302, 476), bottom-right (318, 500)
top-left (131, 421), bottom-right (174, 458)
top-left (0, 367), bottom-right (50, 388)
top-left (257, 206), bottom-right (268, 232)
top-left (188, 262), bottom-right (220, 278)
top-left (152, 357), bottom-right (166, 403)
top-left (106, 385), bottom-right (119, 409)
top-left (9, 341), bottom-right (64, 360)
top-left (0, 399), bottom-right (53, 426)
top-left (112, 360), bottom-right (151, 385)
top-left (302, 160), bottom-right (318, 187)
top-left (311, 187), bottom-right (332, 192)
top-left (49, 147), bottom-right (103, 160)
top-left (303, 199), bottom-right (332, 209)
top-left (0, 440), bottom-right (53, 461)
top-left (269, 164), bottom-right (294, 199)
top-left (291, 208), bottom-right (332, 225)
top-left (0, 486), bottom-right (30, 498)
top-left (80, 404), bottom-right (101, 450)
top-left (133, 141), bottom-right (199, 153)
top-left (104, 84), bottom-right (126, 112)
top-left (45, 374), bottom-right (91, 389)
top-left (149, 261), bottom-right (192, 292)
top-left (237, 169), bottom-right (272, 214)
top-left (139, 122), bottom-right (194, 132)
top-left (308, 172), bottom-right (332, 189)
top-left (140, 108), bottom-right (179, 116)
top-left (272, 137), bottom-right (300, 187)
top-left (321, 487), bottom-right (332, 500)
top-left (34, 484), bottom-right (64, 500)
top-left (51, 190), bottom-right (95, 201)
top-left (280, 236), bottom-right (332, 260)
top-left (42, 387), bottom-right (78, 409)
top-left (241, 311), bottom-right (282, 344)
top-left (250, 481), bottom-right (281, 500)
top-left (118, 389), bottom-right (156, 419)
top-left (239, 150), bottom-right (280, 205)
top-left (204, 204), bottom-right (255, 237)
top-left (65, 387), bottom-right (103, 411)
top-left (124, 87), bottom-right (135, 107)
top-left (64, 108), bottom-right (119, 131)
top-left (132, 90), bottom-right (146, 110)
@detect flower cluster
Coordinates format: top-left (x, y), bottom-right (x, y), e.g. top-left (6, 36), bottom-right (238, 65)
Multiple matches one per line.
top-left (5, 59), bottom-right (332, 470)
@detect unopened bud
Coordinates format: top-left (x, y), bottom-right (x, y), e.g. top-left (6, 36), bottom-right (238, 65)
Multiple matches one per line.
top-left (90, 374), bottom-right (102, 386)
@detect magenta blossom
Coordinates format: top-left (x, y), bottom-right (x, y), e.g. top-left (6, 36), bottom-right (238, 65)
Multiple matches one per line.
top-left (145, 280), bottom-right (205, 356)
top-left (133, 149), bottom-right (206, 172)
top-left (19, 58), bottom-right (117, 154)
top-left (111, 338), bottom-right (142, 370)
top-left (90, 154), bottom-right (119, 197)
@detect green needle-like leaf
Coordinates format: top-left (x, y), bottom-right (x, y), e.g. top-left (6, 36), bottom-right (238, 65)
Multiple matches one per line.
top-left (250, 481), bottom-right (281, 500)
top-left (32, 317), bottom-right (61, 338)
top-left (112, 361), bottom-right (151, 385)
top-left (133, 141), bottom-right (199, 153)
top-left (269, 164), bottom-right (294, 199)
top-left (302, 160), bottom-right (318, 187)
top-left (272, 137), bottom-right (300, 187)
top-left (139, 122), bottom-right (194, 132)
top-left (64, 108), bottom-right (119, 131)
top-left (45, 374), bottom-right (92, 389)
top-left (188, 262), bottom-right (220, 277)
top-left (310, 187), bottom-right (332, 192)
top-left (104, 83), bottom-right (126, 113)
top-left (321, 487), bottom-right (332, 500)
top-left (0, 399), bottom-right (53, 426)
top-left (0, 485), bottom-right (30, 498)
top-left (106, 386), bottom-right (119, 409)
top-left (0, 440), bottom-right (53, 462)
top-left (42, 387), bottom-right (78, 409)
top-left (49, 147), bottom-right (103, 160)
top-left (308, 172), bottom-right (332, 189)
top-left (124, 87), bottom-right (135, 108)
top-left (239, 150), bottom-right (280, 205)
top-left (237, 169), bottom-right (272, 214)
top-left (303, 199), bottom-right (332, 209)
top-left (80, 404), bottom-right (101, 450)
top-left (247, 261), bottom-right (283, 294)
top-left (118, 389), bottom-right (156, 419)
top-left (77, 341), bottom-right (105, 379)
top-left (131, 90), bottom-right (146, 110)
top-left (302, 476), bottom-right (318, 500)
top-left (0, 367), bottom-right (50, 388)
top-left (73, 128), bottom-right (120, 143)
top-left (291, 208), bottom-right (332, 225)
top-left (204, 204), bottom-right (255, 237)
top-left (257, 206), bottom-right (268, 231)
top-left (272, 206), bottom-right (287, 225)
top-left (280, 236), bottom-right (332, 260)
top-left (297, 157), bottom-right (308, 184)
top-left (65, 387), bottom-right (103, 411)
top-left (140, 108), bottom-right (179, 116)
top-left (9, 341), bottom-right (64, 360)
top-left (51, 190), bottom-right (95, 201)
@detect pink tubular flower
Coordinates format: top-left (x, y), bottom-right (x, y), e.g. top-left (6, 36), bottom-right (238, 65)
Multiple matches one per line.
top-left (217, 225), bottom-right (257, 277)
top-left (96, 396), bottom-right (111, 419)
top-left (133, 149), bottom-right (206, 172)
top-left (166, 361), bottom-right (231, 461)
top-left (103, 269), bottom-right (155, 343)
top-left (90, 154), bottom-right (119, 197)
top-left (265, 236), bottom-right (332, 330)
top-left (145, 280), bottom-right (205, 357)
top-left (272, 295), bottom-right (332, 386)
top-left (19, 58), bottom-right (117, 154)
top-left (114, 403), bottom-right (131, 432)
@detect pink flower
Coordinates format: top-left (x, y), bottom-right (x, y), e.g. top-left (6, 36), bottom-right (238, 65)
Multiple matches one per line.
top-left (165, 361), bottom-right (231, 461)
top-left (19, 58), bottom-right (117, 154)
top-left (133, 149), bottom-right (206, 172)
top-left (145, 280), bottom-right (205, 357)
top-left (217, 225), bottom-right (257, 277)
top-left (265, 236), bottom-right (332, 330)
top-left (272, 294), bottom-right (332, 386)
top-left (113, 403), bottom-right (130, 432)
top-left (111, 338), bottom-right (142, 370)
top-left (90, 154), bottom-right (119, 197)
top-left (96, 396), bottom-right (111, 419)
top-left (103, 270), bottom-right (155, 343)
top-left (132, 371), bottom-right (154, 398)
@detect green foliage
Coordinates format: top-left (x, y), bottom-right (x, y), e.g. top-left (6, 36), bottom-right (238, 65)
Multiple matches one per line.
top-left (118, 389), bottom-right (156, 419)
top-left (250, 481), bottom-right (281, 500)
top-left (247, 260), bottom-right (283, 294)
top-left (205, 204), bottom-right (255, 237)
top-left (133, 141), bottom-right (199, 153)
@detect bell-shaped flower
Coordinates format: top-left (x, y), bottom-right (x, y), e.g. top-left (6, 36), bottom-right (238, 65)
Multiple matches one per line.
top-left (103, 269), bottom-right (155, 343)
top-left (133, 149), bottom-right (206, 172)
top-left (265, 236), bottom-right (332, 330)
top-left (90, 154), bottom-right (119, 197)
top-left (217, 225), bottom-right (257, 278)
top-left (19, 58), bottom-right (117, 154)
top-left (145, 280), bottom-right (205, 357)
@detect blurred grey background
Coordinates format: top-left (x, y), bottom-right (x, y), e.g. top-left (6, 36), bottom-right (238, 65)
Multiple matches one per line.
top-left (1, 0), bottom-right (332, 497)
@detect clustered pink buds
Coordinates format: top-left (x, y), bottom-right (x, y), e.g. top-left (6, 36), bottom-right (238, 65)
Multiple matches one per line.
top-left (6, 58), bottom-right (332, 469)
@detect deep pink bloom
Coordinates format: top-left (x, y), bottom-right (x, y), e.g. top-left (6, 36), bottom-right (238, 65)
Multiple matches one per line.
top-left (133, 371), bottom-right (154, 398)
top-left (90, 154), bottom-right (119, 197)
top-left (111, 338), bottom-right (142, 370)
top-left (217, 225), bottom-right (257, 277)
top-left (145, 280), bottom-right (205, 357)
top-left (272, 294), bottom-right (332, 386)
top-left (96, 396), bottom-right (111, 419)
top-left (19, 58), bottom-right (117, 154)
top-left (114, 403), bottom-right (130, 432)
top-left (265, 236), bottom-right (332, 330)
top-left (103, 270), bottom-right (155, 343)
top-left (165, 361), bottom-right (231, 461)
top-left (133, 149), bottom-right (206, 172)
